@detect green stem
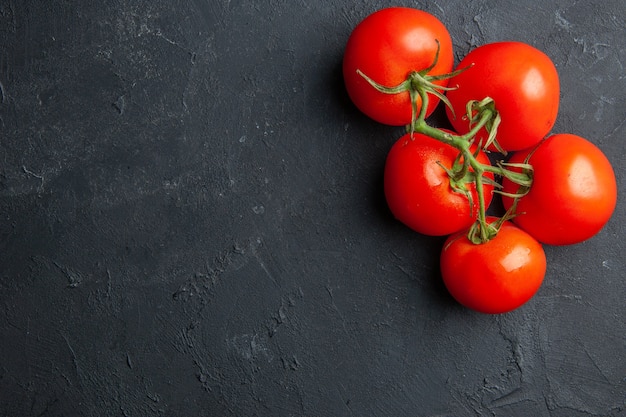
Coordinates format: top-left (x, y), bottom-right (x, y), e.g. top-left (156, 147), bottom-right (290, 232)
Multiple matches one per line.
top-left (411, 86), bottom-right (527, 244)
top-left (472, 162), bottom-right (491, 243)
top-left (413, 76), bottom-right (431, 124)
top-left (356, 65), bottom-right (534, 243)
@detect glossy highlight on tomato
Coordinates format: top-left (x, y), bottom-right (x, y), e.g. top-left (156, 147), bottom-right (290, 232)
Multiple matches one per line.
top-left (446, 42), bottom-right (560, 151)
top-left (502, 133), bottom-right (617, 245)
top-left (441, 219), bottom-right (546, 314)
top-left (384, 132), bottom-right (494, 236)
top-left (343, 7), bottom-right (453, 125)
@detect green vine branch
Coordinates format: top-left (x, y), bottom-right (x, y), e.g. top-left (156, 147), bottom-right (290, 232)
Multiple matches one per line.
top-left (357, 51), bottom-right (533, 244)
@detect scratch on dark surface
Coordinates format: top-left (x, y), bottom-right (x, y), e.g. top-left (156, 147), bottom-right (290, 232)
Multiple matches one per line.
top-left (171, 247), bottom-right (237, 301)
top-left (187, 334), bottom-right (221, 392)
top-left (472, 10), bottom-right (488, 41)
top-left (554, 10), bottom-right (573, 31)
top-left (268, 288), bottom-right (303, 337)
top-left (496, 320), bottom-right (525, 382)
top-left (336, 382), bottom-right (355, 416)
top-left (177, 321), bottom-right (198, 352)
top-left (106, 269), bottom-right (113, 298)
top-left (490, 387), bottom-right (532, 409)
top-left (582, 346), bottom-right (612, 384)
top-left (52, 261), bottom-right (83, 288)
top-left (170, 319), bottom-right (222, 392)
top-left (113, 95), bottom-right (126, 115)
top-left (325, 285), bottom-right (352, 339)
top-left (193, 358), bottom-right (217, 392)
top-left (61, 333), bottom-right (79, 374)
top-left (153, 312), bottom-right (187, 359)
top-left (180, 284), bottom-right (305, 394)
top-left (228, 332), bottom-right (274, 363)
top-left (146, 392), bottom-right (161, 403)
top-left (172, 237), bottom-right (269, 302)
top-left (281, 355), bottom-right (301, 371)
top-left (608, 117), bottom-right (626, 137)
top-left (22, 166), bottom-right (45, 192)
top-left (250, 238), bottom-right (280, 288)
top-left (593, 95), bottom-right (616, 122)
top-left (0, 80), bottom-right (7, 103)
top-left (575, 38), bottom-right (611, 60)
top-left (430, 1), bottom-right (445, 15)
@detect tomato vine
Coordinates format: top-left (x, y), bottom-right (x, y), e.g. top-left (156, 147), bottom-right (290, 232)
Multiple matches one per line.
top-left (357, 51), bottom-right (533, 244)
top-left (343, 6), bottom-right (616, 314)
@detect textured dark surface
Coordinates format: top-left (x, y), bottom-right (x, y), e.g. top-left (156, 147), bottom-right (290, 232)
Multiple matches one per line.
top-left (1, 0), bottom-right (625, 416)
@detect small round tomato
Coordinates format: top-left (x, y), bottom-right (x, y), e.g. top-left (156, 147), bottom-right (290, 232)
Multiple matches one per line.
top-left (440, 219), bottom-right (546, 314)
top-left (502, 133), bottom-right (617, 245)
top-left (384, 132), bottom-right (494, 236)
top-left (445, 42), bottom-right (560, 151)
top-left (343, 7), bottom-right (453, 126)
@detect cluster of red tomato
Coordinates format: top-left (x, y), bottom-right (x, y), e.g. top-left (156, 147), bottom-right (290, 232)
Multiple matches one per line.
top-left (342, 7), bottom-right (617, 314)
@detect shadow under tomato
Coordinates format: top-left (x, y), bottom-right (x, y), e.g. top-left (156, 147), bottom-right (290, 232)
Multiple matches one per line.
top-left (329, 55), bottom-right (467, 312)
top-left (368, 161), bottom-right (461, 309)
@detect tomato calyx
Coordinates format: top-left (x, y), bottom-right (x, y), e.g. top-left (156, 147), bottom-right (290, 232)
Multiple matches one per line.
top-left (495, 161), bottom-right (534, 198)
top-left (466, 215), bottom-right (502, 244)
top-left (439, 146), bottom-right (497, 218)
top-left (439, 153), bottom-right (477, 213)
top-left (356, 41), bottom-right (466, 131)
top-left (464, 98), bottom-right (504, 153)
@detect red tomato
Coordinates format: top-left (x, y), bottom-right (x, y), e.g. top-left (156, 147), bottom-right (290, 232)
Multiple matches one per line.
top-left (384, 132), bottom-right (494, 236)
top-left (445, 42), bottom-right (560, 151)
top-left (343, 7), bottom-right (453, 126)
top-left (441, 219), bottom-right (546, 314)
top-left (502, 133), bottom-right (617, 245)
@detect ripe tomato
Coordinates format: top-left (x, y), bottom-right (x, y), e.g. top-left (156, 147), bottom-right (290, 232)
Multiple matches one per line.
top-left (440, 219), bottom-right (546, 314)
top-left (343, 7), bottom-right (453, 126)
top-left (445, 42), bottom-right (560, 151)
top-left (384, 132), bottom-right (494, 236)
top-left (502, 133), bottom-right (617, 245)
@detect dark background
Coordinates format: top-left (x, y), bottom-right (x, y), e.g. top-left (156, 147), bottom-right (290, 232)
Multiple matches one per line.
top-left (1, 0), bottom-right (624, 416)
